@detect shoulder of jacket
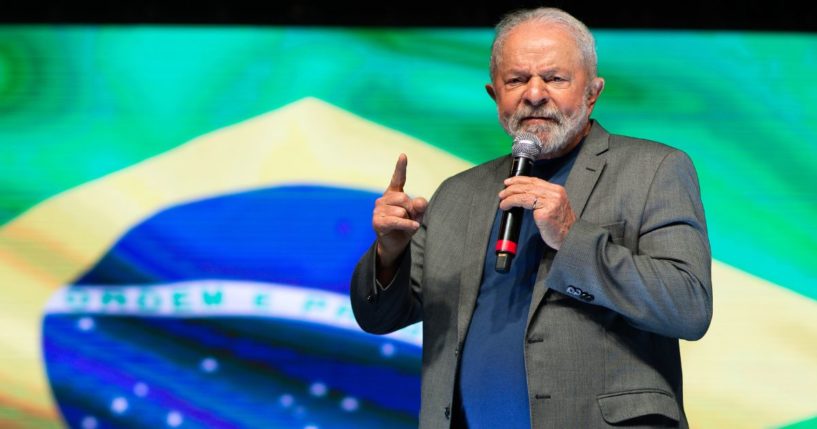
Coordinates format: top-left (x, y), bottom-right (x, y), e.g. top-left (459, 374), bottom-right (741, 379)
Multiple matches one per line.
top-left (608, 133), bottom-right (678, 157)
top-left (436, 154), bottom-right (507, 192)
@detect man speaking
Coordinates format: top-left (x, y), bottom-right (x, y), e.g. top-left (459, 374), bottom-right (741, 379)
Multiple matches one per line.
top-left (350, 7), bottom-right (712, 428)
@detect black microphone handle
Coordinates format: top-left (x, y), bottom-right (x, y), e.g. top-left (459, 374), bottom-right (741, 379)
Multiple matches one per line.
top-left (495, 156), bottom-right (534, 273)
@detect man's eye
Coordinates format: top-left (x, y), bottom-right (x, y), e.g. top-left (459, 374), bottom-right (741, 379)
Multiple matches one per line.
top-left (549, 76), bottom-right (570, 87)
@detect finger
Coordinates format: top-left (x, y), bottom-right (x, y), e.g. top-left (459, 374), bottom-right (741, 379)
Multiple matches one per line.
top-left (388, 153), bottom-right (408, 192)
top-left (498, 183), bottom-right (536, 199)
top-left (375, 216), bottom-right (420, 234)
top-left (379, 192), bottom-right (413, 211)
top-left (498, 193), bottom-right (538, 211)
top-left (375, 205), bottom-right (410, 219)
top-left (504, 176), bottom-right (550, 187)
top-left (412, 197), bottom-right (429, 223)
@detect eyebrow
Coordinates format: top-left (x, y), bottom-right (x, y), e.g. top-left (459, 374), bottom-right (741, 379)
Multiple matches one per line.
top-left (504, 67), bottom-right (564, 77)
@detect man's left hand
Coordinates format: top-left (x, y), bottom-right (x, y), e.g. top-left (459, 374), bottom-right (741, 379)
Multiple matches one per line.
top-left (498, 176), bottom-right (576, 250)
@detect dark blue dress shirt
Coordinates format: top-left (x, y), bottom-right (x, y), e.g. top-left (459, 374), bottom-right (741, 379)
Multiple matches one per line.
top-left (456, 142), bottom-right (582, 428)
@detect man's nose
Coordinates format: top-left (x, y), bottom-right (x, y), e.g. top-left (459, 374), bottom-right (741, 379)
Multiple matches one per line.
top-left (523, 77), bottom-right (548, 106)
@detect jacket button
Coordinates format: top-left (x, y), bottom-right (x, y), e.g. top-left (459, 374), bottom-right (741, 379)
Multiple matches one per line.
top-left (444, 405), bottom-right (451, 419)
top-left (366, 294), bottom-right (375, 303)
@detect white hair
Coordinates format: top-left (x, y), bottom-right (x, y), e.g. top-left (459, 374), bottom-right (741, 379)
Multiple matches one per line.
top-left (489, 7), bottom-right (599, 82)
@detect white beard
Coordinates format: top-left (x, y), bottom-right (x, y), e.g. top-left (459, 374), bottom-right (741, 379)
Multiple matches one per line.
top-left (503, 101), bottom-right (589, 158)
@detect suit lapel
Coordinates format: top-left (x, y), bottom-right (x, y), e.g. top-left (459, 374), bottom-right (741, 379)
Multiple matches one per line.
top-left (527, 121), bottom-right (610, 326)
top-left (564, 122), bottom-right (609, 217)
top-left (456, 156), bottom-right (510, 347)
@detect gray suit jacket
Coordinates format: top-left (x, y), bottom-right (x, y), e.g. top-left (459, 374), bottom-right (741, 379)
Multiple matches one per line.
top-left (351, 121), bottom-right (712, 428)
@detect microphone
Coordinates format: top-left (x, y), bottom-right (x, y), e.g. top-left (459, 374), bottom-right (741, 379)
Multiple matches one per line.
top-left (495, 132), bottom-right (543, 273)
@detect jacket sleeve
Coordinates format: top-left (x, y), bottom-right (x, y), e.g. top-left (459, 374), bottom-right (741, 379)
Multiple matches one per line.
top-left (350, 199), bottom-right (430, 335)
top-left (546, 150), bottom-right (713, 340)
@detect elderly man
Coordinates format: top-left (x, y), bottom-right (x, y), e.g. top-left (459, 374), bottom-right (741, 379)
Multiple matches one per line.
top-left (351, 7), bottom-right (712, 429)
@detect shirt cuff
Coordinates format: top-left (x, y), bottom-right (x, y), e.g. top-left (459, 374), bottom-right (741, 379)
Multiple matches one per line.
top-left (374, 267), bottom-right (400, 291)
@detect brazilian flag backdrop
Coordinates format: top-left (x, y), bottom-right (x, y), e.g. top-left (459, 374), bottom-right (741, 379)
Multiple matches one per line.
top-left (0, 26), bottom-right (816, 428)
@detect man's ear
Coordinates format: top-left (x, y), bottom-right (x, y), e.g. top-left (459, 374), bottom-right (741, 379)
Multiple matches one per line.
top-left (485, 83), bottom-right (497, 101)
top-left (586, 77), bottom-right (605, 110)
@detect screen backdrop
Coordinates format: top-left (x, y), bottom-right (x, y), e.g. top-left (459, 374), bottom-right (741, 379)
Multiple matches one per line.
top-left (0, 26), bottom-right (815, 429)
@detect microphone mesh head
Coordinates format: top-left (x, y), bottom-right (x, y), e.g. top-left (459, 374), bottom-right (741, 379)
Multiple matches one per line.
top-left (512, 132), bottom-right (543, 160)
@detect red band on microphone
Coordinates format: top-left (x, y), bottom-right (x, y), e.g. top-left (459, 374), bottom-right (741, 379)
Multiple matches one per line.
top-left (495, 240), bottom-right (517, 254)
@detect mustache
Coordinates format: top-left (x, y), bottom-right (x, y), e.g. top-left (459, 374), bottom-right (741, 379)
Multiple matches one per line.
top-left (509, 106), bottom-right (564, 125)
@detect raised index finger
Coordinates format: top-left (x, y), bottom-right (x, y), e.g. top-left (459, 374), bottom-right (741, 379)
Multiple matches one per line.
top-left (388, 153), bottom-right (408, 192)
